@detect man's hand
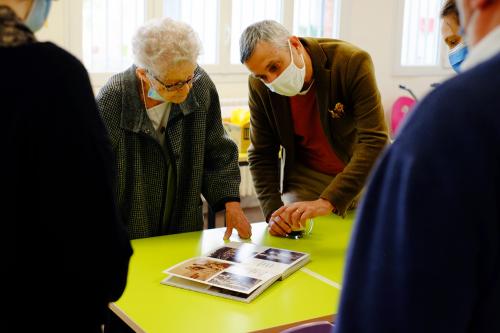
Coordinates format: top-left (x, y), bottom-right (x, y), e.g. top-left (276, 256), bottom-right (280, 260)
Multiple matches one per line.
top-left (268, 214), bottom-right (293, 237)
top-left (271, 198), bottom-right (334, 231)
top-left (224, 202), bottom-right (252, 240)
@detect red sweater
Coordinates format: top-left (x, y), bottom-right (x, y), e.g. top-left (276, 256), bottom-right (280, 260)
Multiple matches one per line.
top-left (290, 84), bottom-right (345, 175)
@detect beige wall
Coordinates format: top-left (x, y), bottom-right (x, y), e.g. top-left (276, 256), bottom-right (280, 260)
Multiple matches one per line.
top-left (35, 1), bottom-right (66, 47)
top-left (37, 0), bottom-right (455, 121)
top-left (342, 0), bottom-right (453, 123)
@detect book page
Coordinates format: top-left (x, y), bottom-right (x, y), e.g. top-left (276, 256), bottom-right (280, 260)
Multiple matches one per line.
top-left (162, 242), bottom-right (309, 295)
top-left (164, 257), bottom-right (276, 294)
top-left (207, 242), bottom-right (308, 275)
top-left (161, 275), bottom-right (279, 303)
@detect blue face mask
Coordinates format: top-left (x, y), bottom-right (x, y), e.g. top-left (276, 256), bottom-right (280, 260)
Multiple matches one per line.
top-left (25, 0), bottom-right (52, 32)
top-left (147, 88), bottom-right (166, 102)
top-left (448, 42), bottom-right (468, 73)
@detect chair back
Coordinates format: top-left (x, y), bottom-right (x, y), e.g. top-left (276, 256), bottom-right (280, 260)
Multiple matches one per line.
top-left (280, 320), bottom-right (334, 333)
top-left (391, 96), bottom-right (416, 136)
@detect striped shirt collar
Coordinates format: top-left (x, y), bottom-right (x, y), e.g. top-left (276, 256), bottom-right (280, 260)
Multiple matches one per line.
top-left (461, 26), bottom-right (500, 71)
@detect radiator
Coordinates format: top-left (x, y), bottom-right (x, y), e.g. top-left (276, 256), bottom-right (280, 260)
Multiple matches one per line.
top-left (239, 165), bottom-right (256, 197)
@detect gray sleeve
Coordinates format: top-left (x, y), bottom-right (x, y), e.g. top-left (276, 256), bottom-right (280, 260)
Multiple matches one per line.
top-left (197, 70), bottom-right (241, 211)
top-left (95, 76), bottom-right (123, 149)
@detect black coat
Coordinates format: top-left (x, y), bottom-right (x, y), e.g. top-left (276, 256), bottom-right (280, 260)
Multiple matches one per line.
top-left (1, 13), bottom-right (132, 332)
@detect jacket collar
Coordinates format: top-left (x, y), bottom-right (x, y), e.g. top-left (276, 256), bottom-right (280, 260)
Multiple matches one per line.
top-left (300, 37), bottom-right (334, 147)
top-left (300, 37), bottom-right (332, 117)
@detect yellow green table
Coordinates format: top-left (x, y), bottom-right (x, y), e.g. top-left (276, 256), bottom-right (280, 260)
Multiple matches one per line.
top-left (111, 211), bottom-right (356, 333)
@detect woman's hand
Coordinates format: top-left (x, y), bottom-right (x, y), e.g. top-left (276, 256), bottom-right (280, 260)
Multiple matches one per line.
top-left (224, 202), bottom-right (252, 240)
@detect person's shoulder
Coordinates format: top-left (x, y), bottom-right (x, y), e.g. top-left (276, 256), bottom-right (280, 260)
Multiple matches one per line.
top-left (421, 53), bottom-right (500, 116)
top-left (191, 65), bottom-right (218, 99)
top-left (305, 37), bottom-right (369, 57)
top-left (248, 75), bottom-right (267, 96)
top-left (98, 67), bottom-right (134, 100)
top-left (36, 42), bottom-right (89, 78)
top-left (393, 55), bottom-right (500, 156)
top-left (304, 37), bottom-right (372, 71)
top-left (459, 52), bottom-right (500, 94)
top-left (193, 66), bottom-right (216, 90)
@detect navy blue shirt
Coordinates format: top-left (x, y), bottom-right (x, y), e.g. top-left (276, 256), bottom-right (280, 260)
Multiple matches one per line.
top-left (335, 53), bottom-right (500, 333)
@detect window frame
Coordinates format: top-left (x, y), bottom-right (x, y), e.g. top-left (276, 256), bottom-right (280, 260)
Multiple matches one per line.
top-left (393, 0), bottom-right (453, 76)
top-left (65, 0), bottom-right (343, 86)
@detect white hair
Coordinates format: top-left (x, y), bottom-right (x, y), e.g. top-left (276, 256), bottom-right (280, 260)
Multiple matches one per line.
top-left (239, 20), bottom-right (290, 63)
top-left (132, 17), bottom-right (202, 76)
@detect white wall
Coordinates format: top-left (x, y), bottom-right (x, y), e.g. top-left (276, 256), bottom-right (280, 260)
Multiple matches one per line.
top-left (35, 2), bottom-right (66, 49)
top-left (341, 0), bottom-right (454, 123)
top-left (37, 0), bottom-right (455, 122)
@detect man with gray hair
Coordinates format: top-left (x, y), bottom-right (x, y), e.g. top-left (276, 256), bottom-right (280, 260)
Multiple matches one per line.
top-left (97, 17), bottom-right (252, 242)
top-left (239, 20), bottom-right (388, 237)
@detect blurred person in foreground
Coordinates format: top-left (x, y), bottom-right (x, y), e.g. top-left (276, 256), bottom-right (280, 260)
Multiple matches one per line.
top-left (334, 0), bottom-right (500, 332)
top-left (0, 0), bottom-right (132, 332)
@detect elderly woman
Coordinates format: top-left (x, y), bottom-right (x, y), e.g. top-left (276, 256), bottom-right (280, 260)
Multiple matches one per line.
top-left (97, 18), bottom-right (251, 240)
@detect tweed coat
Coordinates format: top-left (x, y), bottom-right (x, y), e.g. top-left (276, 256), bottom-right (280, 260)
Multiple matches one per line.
top-left (247, 37), bottom-right (389, 219)
top-left (97, 65), bottom-right (240, 239)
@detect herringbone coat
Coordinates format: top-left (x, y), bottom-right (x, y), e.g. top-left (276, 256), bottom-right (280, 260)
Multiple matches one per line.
top-left (97, 65), bottom-right (240, 239)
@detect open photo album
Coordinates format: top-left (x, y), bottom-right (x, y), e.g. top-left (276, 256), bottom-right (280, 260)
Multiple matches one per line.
top-left (160, 242), bottom-right (310, 303)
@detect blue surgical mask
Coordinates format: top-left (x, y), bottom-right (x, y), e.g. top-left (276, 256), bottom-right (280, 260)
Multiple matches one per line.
top-left (147, 88), bottom-right (166, 102)
top-left (25, 0), bottom-right (52, 32)
top-left (448, 42), bottom-right (468, 73)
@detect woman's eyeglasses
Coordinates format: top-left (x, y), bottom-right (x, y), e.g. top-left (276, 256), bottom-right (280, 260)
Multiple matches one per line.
top-left (148, 71), bottom-right (201, 92)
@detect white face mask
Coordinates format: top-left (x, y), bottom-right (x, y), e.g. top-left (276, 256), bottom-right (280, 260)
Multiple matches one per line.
top-left (265, 41), bottom-right (306, 96)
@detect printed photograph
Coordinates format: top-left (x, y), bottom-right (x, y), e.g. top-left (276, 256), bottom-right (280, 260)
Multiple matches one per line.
top-left (208, 271), bottom-right (262, 293)
top-left (254, 248), bottom-right (305, 264)
top-left (208, 244), bottom-right (259, 263)
top-left (168, 258), bottom-right (231, 281)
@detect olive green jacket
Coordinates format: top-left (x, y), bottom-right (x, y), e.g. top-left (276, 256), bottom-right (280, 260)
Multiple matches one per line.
top-left (247, 37), bottom-right (388, 219)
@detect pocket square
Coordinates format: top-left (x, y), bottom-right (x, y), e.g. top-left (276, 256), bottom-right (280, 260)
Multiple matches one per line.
top-left (329, 102), bottom-right (345, 119)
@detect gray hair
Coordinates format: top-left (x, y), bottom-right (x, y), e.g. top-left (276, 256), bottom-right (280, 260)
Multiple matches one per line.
top-left (239, 20), bottom-right (290, 64)
top-left (132, 17), bottom-right (202, 76)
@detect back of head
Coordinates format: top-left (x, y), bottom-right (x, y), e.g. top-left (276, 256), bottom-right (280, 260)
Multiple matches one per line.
top-left (441, 0), bottom-right (459, 19)
top-left (132, 17), bottom-right (201, 75)
top-left (239, 20), bottom-right (290, 63)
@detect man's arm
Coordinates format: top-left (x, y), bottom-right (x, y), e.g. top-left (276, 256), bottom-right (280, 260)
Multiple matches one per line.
top-left (247, 78), bottom-right (284, 219)
top-left (323, 50), bottom-right (388, 216)
top-left (197, 71), bottom-right (251, 239)
top-left (199, 72), bottom-right (241, 209)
